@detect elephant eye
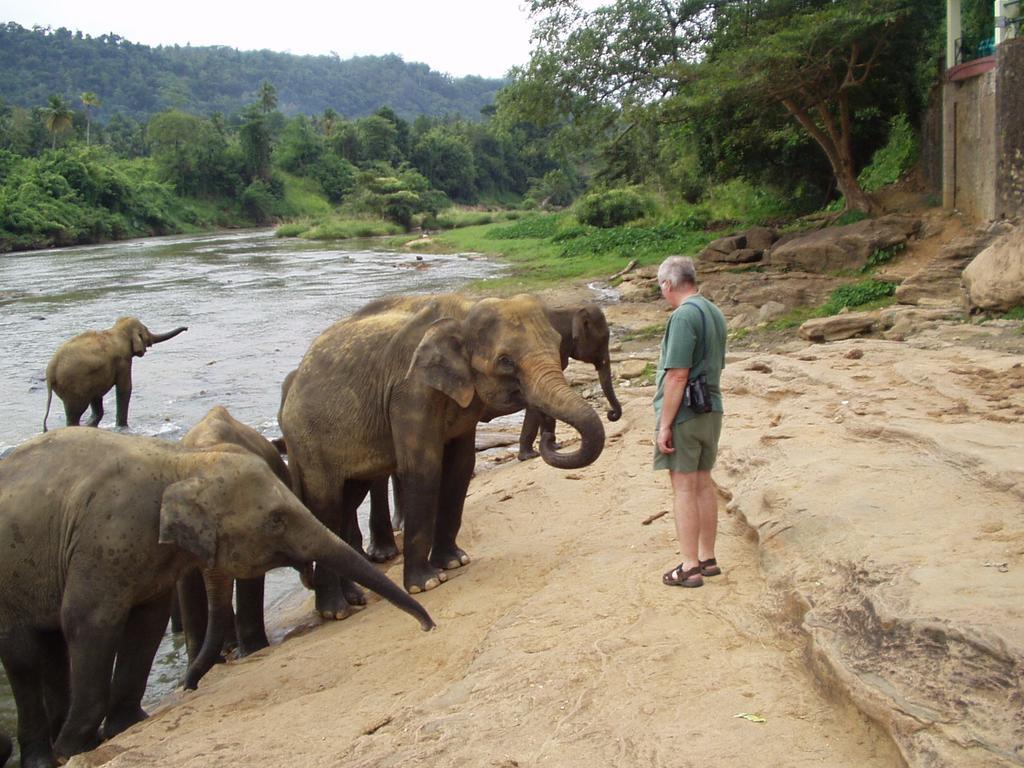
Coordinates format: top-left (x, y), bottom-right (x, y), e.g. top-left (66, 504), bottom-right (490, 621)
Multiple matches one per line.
top-left (496, 355), bottom-right (515, 373)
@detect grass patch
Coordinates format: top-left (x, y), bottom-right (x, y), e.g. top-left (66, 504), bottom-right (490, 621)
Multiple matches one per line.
top-left (862, 242), bottom-right (906, 272)
top-left (619, 324), bottom-right (665, 342)
top-left (765, 279), bottom-right (898, 331)
top-left (1000, 305), bottom-right (1024, 321)
top-left (432, 213), bottom-right (720, 291)
top-left (279, 173), bottom-right (332, 218)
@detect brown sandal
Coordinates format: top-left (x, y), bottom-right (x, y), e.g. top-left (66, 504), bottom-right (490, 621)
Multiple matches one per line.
top-left (699, 558), bottom-right (722, 577)
top-left (663, 563), bottom-right (704, 588)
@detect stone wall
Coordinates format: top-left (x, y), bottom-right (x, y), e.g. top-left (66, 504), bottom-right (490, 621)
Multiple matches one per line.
top-left (996, 38), bottom-right (1024, 219)
top-left (943, 68), bottom-right (997, 219)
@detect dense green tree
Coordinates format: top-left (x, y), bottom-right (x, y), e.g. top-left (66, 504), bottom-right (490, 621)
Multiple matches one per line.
top-left (257, 81), bottom-right (278, 114)
top-left (42, 95), bottom-right (74, 149)
top-left (411, 127), bottom-right (476, 201)
top-left (357, 114), bottom-right (400, 164)
top-left (147, 110), bottom-right (234, 195)
top-left (276, 115), bottom-right (323, 174)
top-left (238, 105), bottom-right (273, 181)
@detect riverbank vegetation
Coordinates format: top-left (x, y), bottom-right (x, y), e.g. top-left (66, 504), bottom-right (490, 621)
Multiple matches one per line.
top-left (1, 0), bottom-right (945, 255)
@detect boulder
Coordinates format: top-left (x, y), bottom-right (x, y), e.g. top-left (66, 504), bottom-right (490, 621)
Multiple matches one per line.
top-left (699, 227), bottom-right (777, 264)
top-left (618, 359), bottom-right (652, 380)
top-left (896, 221), bottom-right (1014, 306)
top-left (768, 215), bottom-right (921, 273)
top-left (798, 312), bottom-right (876, 342)
top-left (961, 225), bottom-right (1024, 312)
top-left (744, 226), bottom-right (777, 252)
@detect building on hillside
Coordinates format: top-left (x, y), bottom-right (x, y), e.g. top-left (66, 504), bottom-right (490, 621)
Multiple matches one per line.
top-left (943, 0), bottom-right (1024, 221)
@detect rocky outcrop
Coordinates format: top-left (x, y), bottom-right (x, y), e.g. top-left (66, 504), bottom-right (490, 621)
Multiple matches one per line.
top-left (962, 224), bottom-right (1024, 311)
top-left (698, 226), bottom-right (778, 263)
top-left (767, 215), bottom-right (921, 273)
top-left (798, 312), bottom-right (876, 342)
top-left (896, 221), bottom-right (1013, 306)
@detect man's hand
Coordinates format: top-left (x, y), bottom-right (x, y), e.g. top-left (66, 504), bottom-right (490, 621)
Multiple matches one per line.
top-left (657, 424), bottom-right (675, 454)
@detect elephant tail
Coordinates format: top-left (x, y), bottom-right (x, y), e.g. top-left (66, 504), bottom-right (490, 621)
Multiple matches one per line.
top-left (43, 376), bottom-right (54, 433)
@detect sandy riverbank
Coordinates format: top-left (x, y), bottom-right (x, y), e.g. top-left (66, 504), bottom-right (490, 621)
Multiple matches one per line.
top-left (65, 277), bottom-right (1024, 768)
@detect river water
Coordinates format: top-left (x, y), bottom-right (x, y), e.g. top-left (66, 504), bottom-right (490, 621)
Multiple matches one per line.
top-left (0, 229), bottom-right (505, 759)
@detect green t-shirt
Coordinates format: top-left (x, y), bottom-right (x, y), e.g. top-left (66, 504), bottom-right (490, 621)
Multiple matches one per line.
top-left (653, 295), bottom-right (727, 425)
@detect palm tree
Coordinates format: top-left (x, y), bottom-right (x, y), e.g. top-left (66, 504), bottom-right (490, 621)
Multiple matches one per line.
top-left (257, 81), bottom-right (277, 114)
top-left (80, 92), bottom-right (100, 145)
top-left (42, 95), bottom-right (74, 149)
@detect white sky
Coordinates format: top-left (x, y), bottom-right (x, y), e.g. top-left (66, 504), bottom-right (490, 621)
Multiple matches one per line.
top-left (0, 0), bottom-right (545, 78)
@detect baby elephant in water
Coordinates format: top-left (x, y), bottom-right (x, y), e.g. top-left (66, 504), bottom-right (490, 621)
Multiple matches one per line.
top-left (0, 429), bottom-right (433, 768)
top-left (43, 316), bottom-right (187, 431)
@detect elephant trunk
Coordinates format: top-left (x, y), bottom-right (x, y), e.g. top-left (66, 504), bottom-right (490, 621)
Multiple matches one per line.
top-left (522, 356), bottom-right (605, 470)
top-left (317, 538), bottom-right (434, 630)
top-left (184, 568), bottom-right (233, 690)
top-left (596, 359), bottom-right (622, 422)
top-left (150, 326), bottom-right (188, 345)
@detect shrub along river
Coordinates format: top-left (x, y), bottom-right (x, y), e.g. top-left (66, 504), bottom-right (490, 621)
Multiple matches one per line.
top-left (0, 229), bottom-right (505, 759)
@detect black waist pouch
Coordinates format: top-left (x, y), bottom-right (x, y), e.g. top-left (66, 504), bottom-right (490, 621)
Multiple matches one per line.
top-left (684, 373), bottom-right (713, 414)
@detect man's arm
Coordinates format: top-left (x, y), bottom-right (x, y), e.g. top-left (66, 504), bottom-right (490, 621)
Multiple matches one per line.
top-left (656, 367), bottom-right (689, 454)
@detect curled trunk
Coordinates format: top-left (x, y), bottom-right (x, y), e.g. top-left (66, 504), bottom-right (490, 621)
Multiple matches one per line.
top-left (183, 568), bottom-right (233, 690)
top-left (523, 356), bottom-right (605, 470)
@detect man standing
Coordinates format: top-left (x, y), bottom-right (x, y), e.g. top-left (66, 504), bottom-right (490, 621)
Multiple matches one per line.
top-left (653, 256), bottom-right (727, 588)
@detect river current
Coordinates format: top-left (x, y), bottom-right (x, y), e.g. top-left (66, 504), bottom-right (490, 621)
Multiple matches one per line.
top-left (0, 229), bottom-right (505, 758)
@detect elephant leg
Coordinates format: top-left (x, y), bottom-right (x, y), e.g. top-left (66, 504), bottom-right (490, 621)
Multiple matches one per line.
top-left (517, 407), bottom-right (543, 461)
top-left (338, 480), bottom-right (370, 607)
top-left (169, 588), bottom-right (183, 633)
top-left (177, 569), bottom-right (208, 665)
top-left (87, 397), bottom-right (104, 428)
top-left (431, 431), bottom-right (475, 570)
top-left (366, 477), bottom-right (399, 563)
top-left (234, 577), bottom-right (269, 657)
top-left (104, 594), bottom-right (171, 740)
top-left (114, 374), bottom-right (132, 428)
top-left (390, 476), bottom-right (404, 532)
top-left (306, 485), bottom-right (360, 621)
top-left (395, 468), bottom-right (446, 594)
top-left (63, 399), bottom-right (87, 428)
top-left (38, 630), bottom-right (69, 742)
top-left (1, 631), bottom-right (57, 768)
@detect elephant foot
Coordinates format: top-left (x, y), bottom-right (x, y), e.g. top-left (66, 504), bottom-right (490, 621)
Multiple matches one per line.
top-left (517, 447), bottom-right (540, 461)
top-left (236, 632), bottom-right (270, 658)
top-left (17, 747), bottom-right (57, 768)
top-left (366, 540), bottom-right (400, 563)
top-left (404, 564), bottom-right (447, 594)
top-left (341, 579), bottom-right (366, 607)
top-left (103, 706), bottom-right (148, 740)
top-left (315, 595), bottom-right (360, 621)
top-left (53, 726), bottom-right (103, 764)
top-left (431, 546), bottom-right (471, 571)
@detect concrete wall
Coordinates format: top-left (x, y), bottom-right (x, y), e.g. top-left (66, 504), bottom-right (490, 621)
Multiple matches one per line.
top-left (943, 68), bottom-right (997, 220)
top-left (996, 38), bottom-right (1024, 219)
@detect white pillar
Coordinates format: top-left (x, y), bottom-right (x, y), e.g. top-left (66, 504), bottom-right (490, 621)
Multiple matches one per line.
top-left (948, 0), bottom-right (962, 66)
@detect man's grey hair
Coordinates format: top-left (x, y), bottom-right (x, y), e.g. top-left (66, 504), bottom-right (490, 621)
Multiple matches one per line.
top-left (657, 255), bottom-right (697, 288)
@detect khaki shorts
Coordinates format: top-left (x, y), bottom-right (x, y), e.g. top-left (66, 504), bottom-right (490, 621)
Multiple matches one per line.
top-left (653, 412), bottom-right (723, 473)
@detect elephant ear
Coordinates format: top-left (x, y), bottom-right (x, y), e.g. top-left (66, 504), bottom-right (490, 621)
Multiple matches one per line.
top-left (572, 307), bottom-right (593, 343)
top-left (159, 477), bottom-right (218, 567)
top-left (407, 318), bottom-right (475, 409)
top-left (131, 327), bottom-right (147, 356)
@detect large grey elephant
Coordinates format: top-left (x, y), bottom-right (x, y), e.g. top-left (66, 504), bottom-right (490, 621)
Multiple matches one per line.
top-left (518, 303), bottom-right (622, 461)
top-left (43, 316), bottom-right (187, 431)
top-left (280, 293), bottom-right (605, 619)
top-left (0, 429), bottom-right (433, 768)
top-left (176, 405), bottom-right (309, 668)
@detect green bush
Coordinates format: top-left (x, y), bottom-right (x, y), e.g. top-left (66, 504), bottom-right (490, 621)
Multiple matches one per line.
top-left (241, 179), bottom-right (277, 223)
top-left (858, 114), bottom-right (919, 193)
top-left (485, 214), bottom-right (564, 240)
top-left (575, 188), bottom-right (654, 228)
top-left (700, 179), bottom-right (793, 225)
top-left (821, 280), bottom-right (897, 314)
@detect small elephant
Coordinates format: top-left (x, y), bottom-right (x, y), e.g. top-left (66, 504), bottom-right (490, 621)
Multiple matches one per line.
top-left (0, 429), bottom-right (433, 768)
top-left (280, 293), bottom-right (605, 617)
top-left (518, 304), bottom-right (622, 461)
top-left (177, 405), bottom-right (301, 666)
top-left (43, 316), bottom-right (188, 431)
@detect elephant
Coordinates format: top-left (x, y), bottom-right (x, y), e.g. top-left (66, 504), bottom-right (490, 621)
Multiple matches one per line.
top-left (517, 303), bottom-right (622, 461)
top-left (275, 371), bottom-right (395, 567)
top-left (0, 429), bottom-right (433, 768)
top-left (0, 733), bottom-right (10, 767)
top-left (279, 292), bottom-right (605, 618)
top-left (43, 316), bottom-right (187, 431)
top-left (176, 405), bottom-right (307, 666)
